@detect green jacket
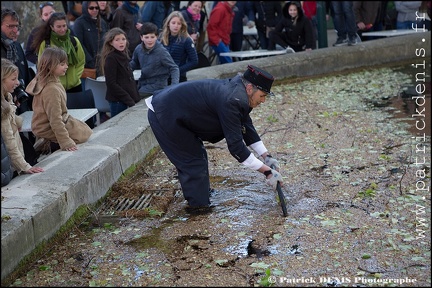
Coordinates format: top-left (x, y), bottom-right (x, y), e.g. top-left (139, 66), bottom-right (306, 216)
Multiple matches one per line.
top-left (38, 36), bottom-right (85, 91)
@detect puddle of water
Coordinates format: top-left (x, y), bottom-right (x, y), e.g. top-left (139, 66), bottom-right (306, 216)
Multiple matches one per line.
top-left (125, 223), bottom-right (178, 254)
top-left (386, 64), bottom-right (431, 136)
top-left (224, 237), bottom-right (253, 257)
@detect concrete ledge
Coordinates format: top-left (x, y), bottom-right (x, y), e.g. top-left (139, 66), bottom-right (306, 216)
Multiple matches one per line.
top-left (188, 32), bottom-right (431, 81)
top-left (1, 31), bottom-right (430, 282)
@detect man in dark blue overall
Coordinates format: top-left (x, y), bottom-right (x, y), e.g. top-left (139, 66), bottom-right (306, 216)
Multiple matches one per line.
top-left (146, 65), bottom-right (283, 213)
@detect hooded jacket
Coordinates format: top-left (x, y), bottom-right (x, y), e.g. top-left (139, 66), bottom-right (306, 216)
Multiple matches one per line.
top-left (72, 1), bottom-right (110, 69)
top-left (26, 76), bottom-right (92, 149)
top-left (1, 93), bottom-right (31, 173)
top-left (207, 1), bottom-right (235, 46)
top-left (274, 1), bottom-right (316, 50)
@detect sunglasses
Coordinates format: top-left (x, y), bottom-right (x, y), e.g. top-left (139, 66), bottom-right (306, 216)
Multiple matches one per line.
top-left (39, 2), bottom-right (54, 10)
top-left (88, 6), bottom-right (100, 10)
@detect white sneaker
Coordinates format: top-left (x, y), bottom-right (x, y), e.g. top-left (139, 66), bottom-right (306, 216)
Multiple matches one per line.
top-left (286, 47), bottom-right (295, 53)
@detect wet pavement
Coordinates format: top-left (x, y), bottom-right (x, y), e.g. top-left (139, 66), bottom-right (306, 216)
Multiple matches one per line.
top-left (6, 63), bottom-right (431, 287)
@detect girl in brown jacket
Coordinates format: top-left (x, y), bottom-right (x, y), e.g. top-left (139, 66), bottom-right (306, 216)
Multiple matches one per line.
top-left (26, 47), bottom-right (92, 152)
top-left (1, 59), bottom-right (44, 175)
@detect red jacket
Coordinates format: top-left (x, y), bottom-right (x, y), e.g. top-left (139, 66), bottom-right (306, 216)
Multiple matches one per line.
top-left (207, 2), bottom-right (235, 46)
top-left (302, 1), bottom-right (317, 20)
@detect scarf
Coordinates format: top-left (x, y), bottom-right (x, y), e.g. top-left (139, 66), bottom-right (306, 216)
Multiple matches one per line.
top-left (1, 32), bottom-right (19, 63)
top-left (187, 7), bottom-right (201, 21)
top-left (291, 15), bottom-right (298, 26)
top-left (48, 30), bottom-right (79, 65)
top-left (122, 1), bottom-right (140, 24)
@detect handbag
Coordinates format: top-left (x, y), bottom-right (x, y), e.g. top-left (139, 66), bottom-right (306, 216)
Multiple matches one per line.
top-left (81, 68), bottom-right (97, 79)
top-left (266, 26), bottom-right (275, 38)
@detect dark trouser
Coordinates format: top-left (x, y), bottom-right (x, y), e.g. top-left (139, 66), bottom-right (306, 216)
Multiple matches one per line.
top-left (268, 30), bottom-right (303, 52)
top-left (331, 1), bottom-right (357, 40)
top-left (147, 109), bottom-right (210, 207)
top-left (230, 32), bottom-right (243, 52)
top-left (66, 84), bottom-right (83, 93)
top-left (109, 101), bottom-right (128, 118)
top-left (20, 133), bottom-right (38, 166)
top-left (257, 28), bottom-right (269, 49)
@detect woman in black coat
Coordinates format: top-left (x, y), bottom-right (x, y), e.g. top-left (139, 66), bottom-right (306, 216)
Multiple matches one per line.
top-left (72, 1), bottom-right (110, 73)
top-left (252, 1), bottom-right (282, 49)
top-left (267, 1), bottom-right (316, 52)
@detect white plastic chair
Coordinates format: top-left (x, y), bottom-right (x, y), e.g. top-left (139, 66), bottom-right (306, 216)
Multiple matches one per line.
top-left (85, 77), bottom-right (110, 125)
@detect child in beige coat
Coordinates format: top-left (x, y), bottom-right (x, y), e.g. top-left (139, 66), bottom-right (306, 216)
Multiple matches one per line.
top-left (26, 47), bottom-right (92, 152)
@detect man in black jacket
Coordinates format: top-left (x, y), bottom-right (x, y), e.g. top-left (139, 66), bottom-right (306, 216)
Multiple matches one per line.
top-left (1, 8), bottom-right (33, 114)
top-left (146, 65), bottom-right (283, 213)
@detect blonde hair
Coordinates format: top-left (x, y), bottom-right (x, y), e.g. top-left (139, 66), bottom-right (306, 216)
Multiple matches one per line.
top-left (1, 58), bottom-right (18, 119)
top-left (160, 11), bottom-right (191, 46)
top-left (36, 47), bottom-right (68, 85)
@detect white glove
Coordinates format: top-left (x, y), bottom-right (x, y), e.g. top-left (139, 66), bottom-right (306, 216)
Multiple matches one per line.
top-left (264, 155), bottom-right (279, 170)
top-left (265, 169), bottom-right (283, 190)
top-left (247, 20), bottom-right (255, 28)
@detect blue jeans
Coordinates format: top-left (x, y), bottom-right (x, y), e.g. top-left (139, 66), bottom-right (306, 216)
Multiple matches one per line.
top-left (109, 101), bottom-right (128, 118)
top-left (396, 21), bottom-right (420, 30)
top-left (211, 41), bottom-right (232, 64)
top-left (331, 1), bottom-right (357, 40)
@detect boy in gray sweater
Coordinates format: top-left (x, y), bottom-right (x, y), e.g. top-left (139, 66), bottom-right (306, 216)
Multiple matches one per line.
top-left (130, 22), bottom-right (180, 98)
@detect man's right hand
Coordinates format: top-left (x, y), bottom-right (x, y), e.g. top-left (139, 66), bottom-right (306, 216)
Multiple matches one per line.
top-left (265, 169), bottom-right (283, 190)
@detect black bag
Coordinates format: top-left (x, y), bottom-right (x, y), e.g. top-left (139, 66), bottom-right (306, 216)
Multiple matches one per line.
top-left (195, 52), bottom-right (211, 69)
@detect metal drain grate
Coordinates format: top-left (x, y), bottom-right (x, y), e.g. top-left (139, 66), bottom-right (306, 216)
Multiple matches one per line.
top-left (98, 189), bottom-right (170, 214)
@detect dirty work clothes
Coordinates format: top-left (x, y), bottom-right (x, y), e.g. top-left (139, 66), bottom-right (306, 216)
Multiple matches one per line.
top-left (146, 75), bottom-right (262, 207)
